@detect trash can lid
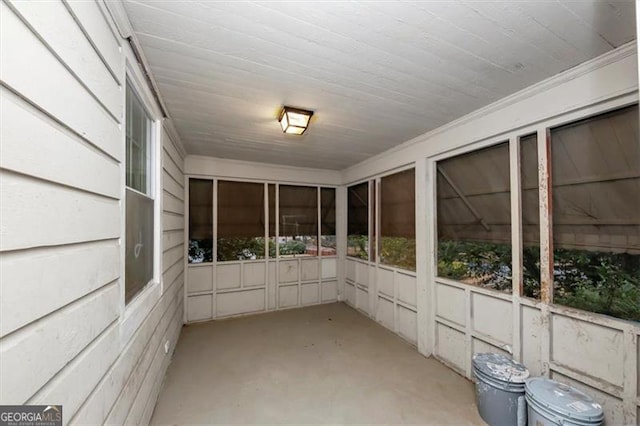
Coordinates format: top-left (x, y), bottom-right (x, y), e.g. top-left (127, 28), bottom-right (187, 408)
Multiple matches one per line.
top-left (525, 378), bottom-right (604, 422)
top-left (472, 353), bottom-right (529, 383)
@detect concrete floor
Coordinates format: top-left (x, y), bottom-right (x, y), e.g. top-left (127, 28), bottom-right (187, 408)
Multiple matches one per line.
top-left (151, 302), bottom-right (484, 425)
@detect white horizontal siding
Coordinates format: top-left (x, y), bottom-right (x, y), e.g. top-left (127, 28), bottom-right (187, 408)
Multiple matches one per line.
top-left (0, 90), bottom-right (120, 199)
top-left (0, 172), bottom-right (120, 251)
top-left (0, 282), bottom-right (120, 404)
top-left (6, 0), bottom-right (122, 120)
top-left (0, 2), bottom-right (185, 425)
top-left (0, 240), bottom-right (120, 336)
top-left (63, 0), bottom-right (123, 84)
top-left (163, 171), bottom-right (185, 201)
top-left (0, 2), bottom-right (121, 160)
top-left (163, 229), bottom-right (184, 252)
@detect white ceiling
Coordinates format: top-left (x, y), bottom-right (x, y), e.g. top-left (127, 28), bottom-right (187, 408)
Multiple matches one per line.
top-left (123, 0), bottom-right (636, 170)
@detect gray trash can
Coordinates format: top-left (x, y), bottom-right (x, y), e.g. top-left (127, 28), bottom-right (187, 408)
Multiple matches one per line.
top-left (472, 353), bottom-right (530, 426)
top-left (525, 378), bottom-right (604, 426)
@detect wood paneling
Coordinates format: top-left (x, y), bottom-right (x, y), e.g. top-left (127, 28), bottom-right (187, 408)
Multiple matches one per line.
top-left (187, 265), bottom-right (213, 294)
top-left (123, 0), bottom-right (634, 169)
top-left (217, 289), bottom-right (265, 317)
top-left (551, 314), bottom-right (625, 387)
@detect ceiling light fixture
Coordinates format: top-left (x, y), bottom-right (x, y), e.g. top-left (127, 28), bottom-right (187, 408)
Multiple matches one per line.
top-left (279, 106), bottom-right (314, 135)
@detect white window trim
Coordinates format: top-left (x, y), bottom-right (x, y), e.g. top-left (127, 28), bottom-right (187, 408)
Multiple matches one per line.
top-left (119, 57), bottom-right (163, 344)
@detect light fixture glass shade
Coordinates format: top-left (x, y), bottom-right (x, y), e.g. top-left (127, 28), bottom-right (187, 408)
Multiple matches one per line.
top-left (279, 113), bottom-right (288, 132)
top-left (279, 106), bottom-right (313, 135)
top-left (285, 126), bottom-right (305, 135)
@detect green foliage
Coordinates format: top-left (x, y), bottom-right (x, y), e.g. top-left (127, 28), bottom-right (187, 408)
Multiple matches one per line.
top-left (437, 240), bottom-right (640, 322)
top-left (347, 235), bottom-right (368, 260)
top-left (217, 237), bottom-right (266, 261)
top-left (278, 239), bottom-right (307, 256)
top-left (522, 246), bottom-right (541, 298)
top-left (320, 235), bottom-right (337, 249)
top-left (189, 239), bottom-right (213, 263)
top-left (437, 240), bottom-right (512, 291)
top-left (379, 237), bottom-right (416, 271)
top-left (552, 249), bottom-right (640, 322)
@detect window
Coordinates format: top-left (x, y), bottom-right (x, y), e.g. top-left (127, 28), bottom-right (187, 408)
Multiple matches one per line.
top-left (520, 134), bottom-right (541, 299)
top-left (217, 181), bottom-right (266, 261)
top-left (268, 183), bottom-right (276, 258)
top-left (188, 179), bottom-right (213, 263)
top-left (370, 181), bottom-right (377, 262)
top-left (347, 182), bottom-right (369, 260)
top-left (279, 185), bottom-right (318, 257)
top-left (320, 188), bottom-right (336, 256)
top-left (380, 168), bottom-right (416, 271)
top-left (437, 142), bottom-right (512, 292)
top-left (125, 81), bottom-right (155, 303)
top-left (550, 105), bottom-right (639, 321)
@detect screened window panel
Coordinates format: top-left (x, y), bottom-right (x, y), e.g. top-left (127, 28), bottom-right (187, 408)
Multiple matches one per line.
top-left (520, 134), bottom-right (541, 299)
top-left (189, 179), bottom-right (213, 263)
top-left (217, 181), bottom-right (266, 261)
top-left (437, 142), bottom-right (512, 292)
top-left (125, 80), bottom-right (154, 304)
top-left (125, 82), bottom-right (151, 194)
top-left (320, 187), bottom-right (337, 256)
top-left (279, 185), bottom-right (318, 257)
top-left (321, 188), bottom-right (336, 236)
top-left (550, 104), bottom-right (639, 321)
top-left (347, 182), bottom-right (369, 260)
top-left (380, 168), bottom-right (416, 270)
top-left (268, 183), bottom-right (276, 258)
top-left (125, 190), bottom-right (154, 303)
top-left (371, 181), bottom-right (377, 263)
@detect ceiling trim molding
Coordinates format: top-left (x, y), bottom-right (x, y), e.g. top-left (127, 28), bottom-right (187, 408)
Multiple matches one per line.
top-left (345, 41), bottom-right (638, 174)
top-left (102, 0), bottom-right (187, 158)
top-left (185, 155), bottom-right (342, 186)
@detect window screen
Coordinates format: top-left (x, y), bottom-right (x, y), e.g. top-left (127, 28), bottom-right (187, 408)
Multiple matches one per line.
top-left (437, 142), bottom-right (512, 292)
top-left (126, 82), bottom-right (151, 194)
top-left (520, 134), bottom-right (541, 299)
top-left (279, 185), bottom-right (318, 257)
top-left (550, 104), bottom-right (639, 321)
top-left (217, 181), bottom-right (265, 261)
top-left (268, 183), bottom-right (276, 258)
top-left (125, 190), bottom-right (154, 303)
top-left (320, 187), bottom-right (336, 256)
top-left (380, 168), bottom-right (416, 271)
top-left (348, 182), bottom-right (369, 260)
top-left (125, 81), bottom-right (154, 304)
top-left (371, 181), bottom-right (377, 262)
top-left (189, 179), bottom-right (213, 263)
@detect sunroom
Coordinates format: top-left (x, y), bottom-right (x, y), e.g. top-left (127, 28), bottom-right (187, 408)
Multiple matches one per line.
top-left (0, 1), bottom-right (638, 425)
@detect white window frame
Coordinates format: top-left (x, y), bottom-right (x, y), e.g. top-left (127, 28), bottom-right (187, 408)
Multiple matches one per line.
top-left (120, 58), bottom-right (163, 342)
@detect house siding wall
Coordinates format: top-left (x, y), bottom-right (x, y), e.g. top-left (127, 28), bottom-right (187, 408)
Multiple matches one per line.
top-left (0, 1), bottom-right (185, 424)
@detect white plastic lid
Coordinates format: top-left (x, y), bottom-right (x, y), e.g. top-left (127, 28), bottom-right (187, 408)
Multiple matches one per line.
top-left (472, 353), bottom-right (530, 383)
top-left (525, 378), bottom-right (604, 422)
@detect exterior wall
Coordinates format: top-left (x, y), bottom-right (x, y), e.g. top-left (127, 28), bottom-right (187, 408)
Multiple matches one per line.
top-left (341, 43), bottom-right (639, 424)
top-left (0, 1), bottom-right (185, 424)
top-left (184, 156), bottom-right (342, 322)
